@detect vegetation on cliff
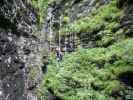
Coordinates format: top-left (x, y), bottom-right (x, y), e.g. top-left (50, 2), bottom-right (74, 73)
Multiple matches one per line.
top-left (60, 0), bottom-right (124, 47)
top-left (31, 0), bottom-right (49, 24)
top-left (61, 0), bottom-right (122, 34)
top-left (31, 0), bottom-right (61, 25)
top-left (40, 39), bottom-right (133, 100)
top-left (34, 0), bottom-right (133, 100)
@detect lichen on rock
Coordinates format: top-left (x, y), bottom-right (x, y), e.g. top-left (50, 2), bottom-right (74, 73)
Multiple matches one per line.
top-left (0, 0), bottom-right (46, 100)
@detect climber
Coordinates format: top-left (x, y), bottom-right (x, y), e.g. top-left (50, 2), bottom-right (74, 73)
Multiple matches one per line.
top-left (66, 42), bottom-right (74, 52)
top-left (55, 46), bottom-right (63, 62)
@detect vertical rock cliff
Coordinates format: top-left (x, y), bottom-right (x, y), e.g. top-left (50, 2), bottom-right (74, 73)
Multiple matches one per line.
top-left (44, 0), bottom-right (111, 50)
top-left (0, 0), bottom-right (45, 100)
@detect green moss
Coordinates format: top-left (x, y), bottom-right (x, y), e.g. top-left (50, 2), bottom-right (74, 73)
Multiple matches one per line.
top-left (29, 66), bottom-right (40, 81)
top-left (31, 0), bottom-right (63, 25)
top-left (31, 0), bottom-right (49, 25)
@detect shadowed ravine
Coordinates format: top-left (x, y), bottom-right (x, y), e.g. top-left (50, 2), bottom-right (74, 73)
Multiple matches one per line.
top-left (0, 0), bottom-right (133, 100)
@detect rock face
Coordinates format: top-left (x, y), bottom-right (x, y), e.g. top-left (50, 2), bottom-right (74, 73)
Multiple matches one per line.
top-left (45, 0), bottom-right (133, 49)
top-left (119, 0), bottom-right (133, 37)
top-left (44, 0), bottom-right (110, 49)
top-left (0, 0), bottom-right (45, 100)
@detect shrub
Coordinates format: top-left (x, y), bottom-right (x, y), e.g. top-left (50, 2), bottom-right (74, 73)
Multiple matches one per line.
top-left (42, 39), bottom-right (133, 100)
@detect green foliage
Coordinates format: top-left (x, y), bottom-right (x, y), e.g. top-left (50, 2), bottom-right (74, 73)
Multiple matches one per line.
top-left (31, 0), bottom-right (62, 25)
top-left (61, 0), bottom-right (122, 34)
top-left (40, 39), bottom-right (133, 100)
top-left (34, 0), bottom-right (133, 100)
top-left (28, 66), bottom-right (40, 81)
top-left (31, 0), bottom-right (49, 24)
top-left (36, 77), bottom-right (48, 100)
top-left (60, 0), bottom-right (124, 47)
top-left (62, 16), bottom-right (70, 24)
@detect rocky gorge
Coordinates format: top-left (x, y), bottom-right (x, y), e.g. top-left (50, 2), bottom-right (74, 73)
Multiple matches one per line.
top-left (0, 0), bottom-right (133, 100)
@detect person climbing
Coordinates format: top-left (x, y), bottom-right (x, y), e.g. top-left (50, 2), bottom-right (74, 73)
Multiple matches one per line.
top-left (55, 46), bottom-right (63, 62)
top-left (66, 41), bottom-right (74, 52)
